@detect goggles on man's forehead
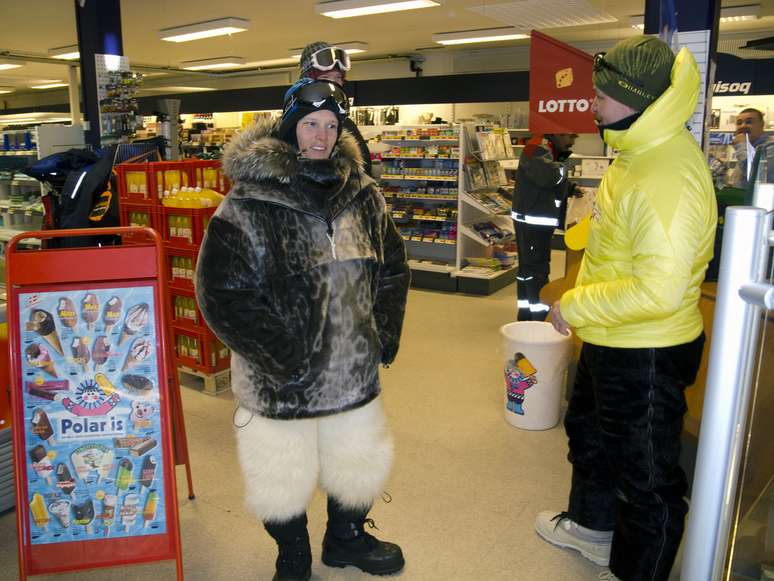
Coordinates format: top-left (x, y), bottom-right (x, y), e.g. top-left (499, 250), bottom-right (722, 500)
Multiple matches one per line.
top-left (592, 52), bottom-right (646, 91)
top-left (284, 82), bottom-right (350, 116)
top-left (310, 47), bottom-right (351, 72)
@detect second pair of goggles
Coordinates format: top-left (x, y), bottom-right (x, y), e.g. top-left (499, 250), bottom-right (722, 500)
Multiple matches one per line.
top-left (311, 46), bottom-right (351, 72)
top-left (286, 81), bottom-right (351, 116)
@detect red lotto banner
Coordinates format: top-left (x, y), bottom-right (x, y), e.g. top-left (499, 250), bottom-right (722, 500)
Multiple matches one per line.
top-left (7, 228), bottom-right (183, 580)
top-left (529, 30), bottom-right (598, 135)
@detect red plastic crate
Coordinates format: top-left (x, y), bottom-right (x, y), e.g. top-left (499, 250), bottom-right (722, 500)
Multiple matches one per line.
top-left (189, 160), bottom-right (230, 194)
top-left (160, 205), bottom-right (216, 247)
top-left (171, 324), bottom-right (230, 374)
top-left (168, 285), bottom-right (205, 331)
top-left (164, 244), bottom-right (199, 290)
top-left (116, 161), bottom-right (195, 206)
top-left (119, 202), bottom-right (162, 244)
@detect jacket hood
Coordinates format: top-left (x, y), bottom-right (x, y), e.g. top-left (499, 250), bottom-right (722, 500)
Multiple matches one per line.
top-left (602, 47), bottom-right (699, 153)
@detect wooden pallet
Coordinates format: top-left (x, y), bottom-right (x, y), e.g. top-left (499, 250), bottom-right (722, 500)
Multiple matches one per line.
top-left (177, 365), bottom-right (231, 396)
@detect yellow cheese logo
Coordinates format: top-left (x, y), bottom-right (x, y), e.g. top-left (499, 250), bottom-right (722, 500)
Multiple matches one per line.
top-left (555, 67), bottom-right (573, 89)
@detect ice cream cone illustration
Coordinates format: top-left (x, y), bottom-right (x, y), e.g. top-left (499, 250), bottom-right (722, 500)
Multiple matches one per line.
top-left (48, 499), bottom-right (72, 529)
top-left (25, 343), bottom-right (57, 377)
top-left (102, 494), bottom-right (117, 536)
top-left (56, 297), bottom-right (77, 329)
top-left (102, 296), bottom-right (122, 334)
top-left (71, 336), bottom-right (90, 373)
top-left (30, 492), bottom-right (50, 530)
top-left (119, 303), bottom-right (149, 346)
top-left (26, 309), bottom-right (63, 356)
top-left (81, 293), bottom-right (99, 331)
top-left (31, 408), bottom-right (55, 445)
top-left (92, 336), bottom-right (110, 370)
top-left (121, 494), bottom-right (140, 532)
top-left (123, 337), bottom-right (152, 371)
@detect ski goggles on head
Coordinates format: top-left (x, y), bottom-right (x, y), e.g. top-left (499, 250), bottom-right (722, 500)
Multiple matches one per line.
top-left (592, 52), bottom-right (646, 90)
top-left (310, 47), bottom-right (351, 72)
top-left (284, 81), bottom-right (350, 116)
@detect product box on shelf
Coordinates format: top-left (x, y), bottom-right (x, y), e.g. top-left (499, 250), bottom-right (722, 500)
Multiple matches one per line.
top-left (164, 245), bottom-right (198, 290)
top-left (189, 160), bottom-right (229, 193)
top-left (116, 161), bottom-right (196, 206)
top-left (171, 325), bottom-right (230, 374)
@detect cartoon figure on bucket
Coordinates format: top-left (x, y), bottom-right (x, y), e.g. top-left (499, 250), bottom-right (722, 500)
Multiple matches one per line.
top-left (505, 352), bottom-right (538, 415)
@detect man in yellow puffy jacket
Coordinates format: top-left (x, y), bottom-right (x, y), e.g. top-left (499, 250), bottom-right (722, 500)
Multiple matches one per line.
top-left (535, 37), bottom-right (717, 581)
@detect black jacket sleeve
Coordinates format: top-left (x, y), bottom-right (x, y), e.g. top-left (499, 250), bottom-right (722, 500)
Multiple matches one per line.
top-left (195, 215), bottom-right (305, 384)
top-left (373, 214), bottom-right (410, 365)
top-left (519, 143), bottom-right (566, 189)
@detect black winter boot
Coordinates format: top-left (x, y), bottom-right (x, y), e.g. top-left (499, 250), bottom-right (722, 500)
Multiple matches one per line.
top-left (264, 514), bottom-right (312, 581)
top-left (321, 497), bottom-right (405, 575)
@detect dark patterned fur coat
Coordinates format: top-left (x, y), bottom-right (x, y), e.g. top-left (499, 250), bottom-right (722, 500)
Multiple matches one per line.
top-left (195, 119), bottom-right (410, 419)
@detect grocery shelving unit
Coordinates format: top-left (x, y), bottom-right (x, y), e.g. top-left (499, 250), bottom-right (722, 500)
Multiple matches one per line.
top-left (378, 125), bottom-right (460, 291)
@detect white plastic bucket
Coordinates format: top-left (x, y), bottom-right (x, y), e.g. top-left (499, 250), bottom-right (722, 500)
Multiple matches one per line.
top-left (500, 321), bottom-right (573, 430)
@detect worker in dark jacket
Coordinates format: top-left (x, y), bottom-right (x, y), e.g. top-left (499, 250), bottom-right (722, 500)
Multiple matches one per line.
top-left (196, 79), bottom-right (410, 581)
top-left (512, 133), bottom-right (577, 321)
top-left (298, 41), bottom-right (373, 177)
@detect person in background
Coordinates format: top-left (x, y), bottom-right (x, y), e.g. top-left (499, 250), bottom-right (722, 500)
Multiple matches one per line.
top-left (732, 107), bottom-right (773, 188)
top-left (299, 41), bottom-right (373, 177)
top-left (536, 37), bottom-right (716, 581)
top-left (196, 79), bottom-right (410, 581)
top-left (512, 132), bottom-right (578, 321)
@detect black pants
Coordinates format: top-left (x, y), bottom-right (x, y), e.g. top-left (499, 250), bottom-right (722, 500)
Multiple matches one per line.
top-left (565, 336), bottom-right (704, 581)
top-left (514, 221), bottom-right (554, 321)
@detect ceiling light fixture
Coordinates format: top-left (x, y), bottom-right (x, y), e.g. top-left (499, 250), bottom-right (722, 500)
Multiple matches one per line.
top-left (0, 63), bottom-right (23, 71)
top-left (432, 27), bottom-right (529, 46)
top-left (629, 16), bottom-right (645, 30)
top-left (316, 0), bottom-right (440, 19)
top-left (159, 17), bottom-right (250, 43)
top-left (31, 82), bottom-right (69, 89)
top-left (0, 87), bottom-right (14, 94)
top-left (181, 56), bottom-right (246, 71)
top-left (720, 4), bottom-right (760, 23)
top-left (288, 41), bottom-right (370, 59)
top-left (49, 45), bottom-right (80, 60)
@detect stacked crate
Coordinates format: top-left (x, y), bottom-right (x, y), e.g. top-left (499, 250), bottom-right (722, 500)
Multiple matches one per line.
top-left (117, 160), bottom-right (231, 393)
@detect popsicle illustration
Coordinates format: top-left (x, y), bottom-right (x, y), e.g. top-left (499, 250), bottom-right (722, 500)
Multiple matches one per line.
top-left (29, 445), bottom-right (53, 485)
top-left (56, 297), bottom-right (77, 329)
top-left (72, 498), bottom-right (95, 534)
top-left (143, 491), bottom-right (159, 528)
top-left (122, 337), bottom-right (152, 371)
top-left (92, 336), bottom-right (110, 370)
top-left (119, 303), bottom-right (149, 346)
top-left (25, 343), bottom-right (57, 377)
top-left (55, 463), bottom-right (76, 497)
top-left (30, 492), bottom-right (50, 530)
top-left (121, 494), bottom-right (140, 532)
top-left (102, 296), bottom-right (123, 334)
top-left (48, 499), bottom-right (72, 529)
top-left (71, 336), bottom-right (90, 372)
top-left (102, 494), bottom-right (117, 536)
top-left (139, 456), bottom-right (157, 488)
top-left (31, 408), bottom-right (55, 445)
top-left (116, 458), bottom-right (134, 493)
top-left (26, 309), bottom-right (63, 356)
top-left (81, 293), bottom-right (99, 331)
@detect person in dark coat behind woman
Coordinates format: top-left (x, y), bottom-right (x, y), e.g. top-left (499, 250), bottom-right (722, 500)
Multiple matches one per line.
top-left (195, 79), bottom-right (410, 581)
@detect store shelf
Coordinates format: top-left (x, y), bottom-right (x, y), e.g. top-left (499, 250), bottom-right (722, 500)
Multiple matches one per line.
top-left (459, 224), bottom-right (493, 247)
top-left (402, 236), bottom-right (456, 246)
top-left (381, 155), bottom-right (456, 160)
top-left (384, 192), bottom-right (457, 201)
top-left (460, 192), bottom-right (509, 216)
top-left (381, 137), bottom-right (458, 143)
top-left (0, 151), bottom-right (37, 156)
top-left (0, 228), bottom-right (41, 245)
top-left (407, 259), bottom-right (457, 273)
top-left (454, 264), bottom-right (517, 280)
top-left (392, 212), bottom-right (455, 223)
top-left (381, 174), bottom-right (458, 182)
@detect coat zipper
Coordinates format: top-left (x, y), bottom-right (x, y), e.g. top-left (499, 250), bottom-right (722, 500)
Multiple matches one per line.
top-left (262, 200), bottom-right (349, 262)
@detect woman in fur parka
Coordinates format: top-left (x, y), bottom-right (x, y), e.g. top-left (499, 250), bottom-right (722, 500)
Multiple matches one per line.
top-left (195, 79), bottom-right (410, 581)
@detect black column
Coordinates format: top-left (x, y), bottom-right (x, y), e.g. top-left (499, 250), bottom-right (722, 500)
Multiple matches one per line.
top-left (74, 0), bottom-right (123, 148)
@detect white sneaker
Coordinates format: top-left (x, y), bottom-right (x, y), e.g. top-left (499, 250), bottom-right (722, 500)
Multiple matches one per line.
top-left (598, 571), bottom-right (621, 580)
top-left (534, 511), bottom-right (612, 566)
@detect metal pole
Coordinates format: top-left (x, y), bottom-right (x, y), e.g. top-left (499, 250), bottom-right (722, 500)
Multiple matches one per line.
top-left (681, 206), bottom-right (771, 580)
top-left (67, 65), bottom-right (81, 126)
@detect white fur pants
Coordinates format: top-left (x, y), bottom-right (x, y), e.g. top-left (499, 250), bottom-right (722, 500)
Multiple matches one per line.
top-left (234, 397), bottom-right (394, 523)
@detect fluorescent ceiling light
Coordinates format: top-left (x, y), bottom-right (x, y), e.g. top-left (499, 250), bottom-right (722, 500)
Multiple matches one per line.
top-left (316, 0), bottom-right (440, 19)
top-left (288, 41), bottom-right (369, 59)
top-left (31, 82), bottom-right (68, 89)
top-left (720, 4), bottom-right (760, 22)
top-left (249, 58), bottom-right (300, 67)
top-left (629, 15), bottom-right (644, 30)
top-left (432, 27), bottom-right (529, 46)
top-left (49, 45), bottom-right (80, 60)
top-left (159, 17), bottom-right (249, 43)
top-left (139, 86), bottom-right (217, 94)
top-left (181, 56), bottom-right (246, 70)
top-left (0, 63), bottom-right (23, 71)
top-left (0, 87), bottom-right (14, 94)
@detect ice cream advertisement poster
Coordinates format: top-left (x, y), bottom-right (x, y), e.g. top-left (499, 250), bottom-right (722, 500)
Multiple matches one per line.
top-left (18, 286), bottom-right (167, 545)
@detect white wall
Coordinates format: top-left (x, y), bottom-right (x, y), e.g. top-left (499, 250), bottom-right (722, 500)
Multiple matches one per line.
top-left (710, 95), bottom-right (774, 131)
